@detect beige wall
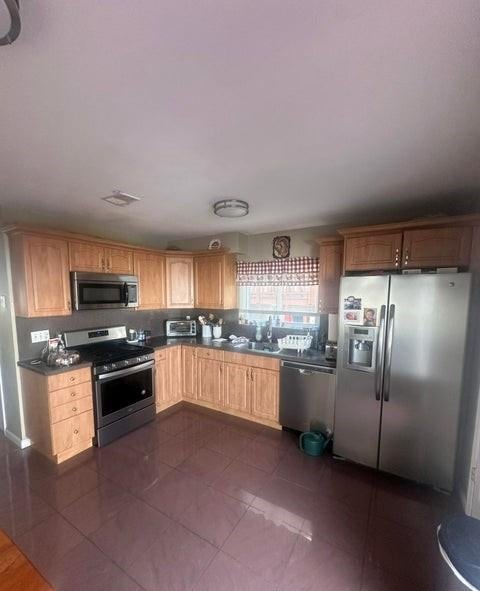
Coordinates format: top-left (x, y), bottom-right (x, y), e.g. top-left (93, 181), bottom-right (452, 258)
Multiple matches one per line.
top-left (168, 224), bottom-right (339, 260)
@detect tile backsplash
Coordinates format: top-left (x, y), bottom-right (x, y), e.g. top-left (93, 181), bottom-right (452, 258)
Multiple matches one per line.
top-left (16, 308), bottom-right (327, 360)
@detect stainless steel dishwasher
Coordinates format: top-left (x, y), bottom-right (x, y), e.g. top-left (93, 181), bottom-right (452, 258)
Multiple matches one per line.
top-left (279, 361), bottom-right (336, 433)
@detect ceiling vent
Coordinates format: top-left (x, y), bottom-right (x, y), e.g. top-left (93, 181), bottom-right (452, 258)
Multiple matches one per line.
top-left (101, 191), bottom-right (141, 207)
top-left (0, 0), bottom-right (21, 46)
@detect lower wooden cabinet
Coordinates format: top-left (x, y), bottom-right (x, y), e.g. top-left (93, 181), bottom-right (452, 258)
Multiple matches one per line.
top-left (182, 346), bottom-right (197, 400)
top-left (21, 366), bottom-right (94, 464)
top-left (197, 357), bottom-right (224, 406)
top-left (223, 363), bottom-right (251, 413)
top-left (155, 346), bottom-right (182, 411)
top-left (251, 368), bottom-right (279, 422)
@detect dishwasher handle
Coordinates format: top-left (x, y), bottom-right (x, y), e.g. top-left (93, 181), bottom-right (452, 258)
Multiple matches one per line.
top-left (281, 361), bottom-right (335, 375)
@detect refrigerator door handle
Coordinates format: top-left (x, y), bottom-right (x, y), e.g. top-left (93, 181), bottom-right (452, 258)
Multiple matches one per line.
top-left (383, 304), bottom-right (396, 402)
top-left (374, 305), bottom-right (387, 401)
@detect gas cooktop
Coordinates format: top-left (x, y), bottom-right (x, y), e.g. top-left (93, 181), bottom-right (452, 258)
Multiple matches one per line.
top-left (75, 341), bottom-right (154, 366)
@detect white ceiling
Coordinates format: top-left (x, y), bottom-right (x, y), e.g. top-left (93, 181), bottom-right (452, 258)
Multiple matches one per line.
top-left (1, 0), bottom-right (480, 247)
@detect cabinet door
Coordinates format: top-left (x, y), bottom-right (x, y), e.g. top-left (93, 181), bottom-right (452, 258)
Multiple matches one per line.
top-left (223, 363), bottom-right (250, 413)
top-left (166, 257), bottom-right (194, 308)
top-left (51, 410), bottom-right (94, 454)
top-left (403, 227), bottom-right (473, 268)
top-left (251, 368), bottom-right (279, 422)
top-left (194, 255), bottom-right (224, 308)
top-left (167, 346), bottom-right (182, 402)
top-left (318, 240), bottom-right (343, 314)
top-left (69, 241), bottom-right (105, 272)
top-left (134, 252), bottom-right (166, 309)
top-left (24, 235), bottom-right (71, 317)
top-left (182, 346), bottom-right (197, 400)
top-left (155, 357), bottom-right (168, 408)
top-left (197, 357), bottom-right (223, 406)
top-left (344, 233), bottom-right (402, 271)
top-left (105, 247), bottom-right (134, 274)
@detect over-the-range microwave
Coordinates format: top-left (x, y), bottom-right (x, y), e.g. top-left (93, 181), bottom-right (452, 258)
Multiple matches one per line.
top-left (71, 272), bottom-right (138, 310)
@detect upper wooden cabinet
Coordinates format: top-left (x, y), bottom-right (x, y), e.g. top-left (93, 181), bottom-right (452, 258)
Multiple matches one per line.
top-left (339, 214), bottom-right (480, 273)
top-left (9, 233), bottom-right (72, 318)
top-left (344, 233), bottom-right (403, 272)
top-left (194, 253), bottom-right (237, 309)
top-left (70, 241), bottom-right (133, 274)
top-left (134, 251), bottom-right (166, 310)
top-left (166, 256), bottom-right (194, 308)
top-left (317, 237), bottom-right (343, 314)
top-left (402, 227), bottom-right (473, 268)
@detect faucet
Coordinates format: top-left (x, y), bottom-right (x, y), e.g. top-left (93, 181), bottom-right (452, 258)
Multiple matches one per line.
top-left (266, 315), bottom-right (273, 343)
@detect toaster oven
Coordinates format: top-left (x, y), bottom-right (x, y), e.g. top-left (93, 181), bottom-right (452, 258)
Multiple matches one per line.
top-left (166, 320), bottom-right (197, 337)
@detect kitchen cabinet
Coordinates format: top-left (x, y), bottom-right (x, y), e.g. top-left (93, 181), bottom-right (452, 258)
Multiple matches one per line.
top-left (182, 346), bottom-right (197, 400)
top-left (154, 350), bottom-right (169, 411)
top-left (9, 233), bottom-right (72, 318)
top-left (194, 253), bottom-right (237, 309)
top-left (223, 363), bottom-right (251, 413)
top-left (20, 366), bottom-right (94, 463)
top-left (167, 346), bottom-right (182, 401)
top-left (166, 256), bottom-right (194, 308)
top-left (402, 227), bottom-right (473, 268)
top-left (344, 233), bottom-right (403, 272)
top-left (317, 237), bottom-right (343, 314)
top-left (134, 251), bottom-right (166, 310)
top-left (251, 368), bottom-right (279, 422)
top-left (197, 356), bottom-right (224, 406)
top-left (70, 241), bottom-right (133, 274)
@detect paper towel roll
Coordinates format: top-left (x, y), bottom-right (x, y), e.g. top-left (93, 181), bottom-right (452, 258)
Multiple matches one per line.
top-left (327, 314), bottom-right (338, 342)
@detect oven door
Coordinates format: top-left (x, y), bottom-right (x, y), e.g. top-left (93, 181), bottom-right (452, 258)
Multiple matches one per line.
top-left (94, 360), bottom-right (155, 428)
top-left (72, 272), bottom-right (138, 310)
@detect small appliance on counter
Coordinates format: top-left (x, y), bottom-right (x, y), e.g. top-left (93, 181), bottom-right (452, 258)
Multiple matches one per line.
top-left (165, 319), bottom-right (197, 337)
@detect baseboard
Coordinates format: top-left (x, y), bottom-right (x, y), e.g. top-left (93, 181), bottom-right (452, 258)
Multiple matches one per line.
top-left (4, 429), bottom-right (31, 449)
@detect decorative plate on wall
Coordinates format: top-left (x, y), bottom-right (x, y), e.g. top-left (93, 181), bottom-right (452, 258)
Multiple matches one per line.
top-left (273, 235), bottom-right (290, 259)
top-left (208, 238), bottom-right (222, 250)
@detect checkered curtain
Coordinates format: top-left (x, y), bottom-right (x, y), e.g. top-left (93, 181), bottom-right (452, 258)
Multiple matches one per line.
top-left (236, 257), bottom-right (319, 286)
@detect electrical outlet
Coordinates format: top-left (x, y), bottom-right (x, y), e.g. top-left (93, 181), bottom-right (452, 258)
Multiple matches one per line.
top-left (31, 330), bottom-right (50, 344)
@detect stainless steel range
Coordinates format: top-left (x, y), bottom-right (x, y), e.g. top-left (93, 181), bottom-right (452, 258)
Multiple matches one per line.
top-left (63, 325), bottom-right (155, 446)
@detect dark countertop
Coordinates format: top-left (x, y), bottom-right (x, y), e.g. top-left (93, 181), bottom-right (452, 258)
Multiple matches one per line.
top-left (17, 359), bottom-right (92, 376)
top-left (146, 336), bottom-right (337, 370)
top-left (19, 336), bottom-right (336, 375)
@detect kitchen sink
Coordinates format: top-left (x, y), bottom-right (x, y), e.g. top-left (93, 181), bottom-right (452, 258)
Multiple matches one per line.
top-left (248, 341), bottom-right (280, 353)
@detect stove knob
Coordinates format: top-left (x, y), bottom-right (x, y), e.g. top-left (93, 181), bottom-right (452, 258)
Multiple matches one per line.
top-left (111, 363), bottom-right (117, 370)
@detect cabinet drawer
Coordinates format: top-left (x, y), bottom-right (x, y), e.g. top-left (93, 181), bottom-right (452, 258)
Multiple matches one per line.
top-left (155, 349), bottom-right (167, 362)
top-left (48, 367), bottom-right (91, 392)
top-left (224, 351), bottom-right (280, 371)
top-left (50, 396), bottom-right (93, 424)
top-left (196, 348), bottom-right (224, 361)
top-left (51, 410), bottom-right (94, 454)
top-left (49, 380), bottom-right (92, 407)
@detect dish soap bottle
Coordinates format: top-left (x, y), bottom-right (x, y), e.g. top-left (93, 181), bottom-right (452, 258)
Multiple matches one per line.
top-left (255, 324), bottom-right (263, 342)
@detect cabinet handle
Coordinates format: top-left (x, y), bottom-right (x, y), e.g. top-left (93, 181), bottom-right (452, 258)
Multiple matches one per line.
top-left (72, 407), bottom-right (77, 412)
top-left (73, 429), bottom-right (79, 435)
top-left (395, 248), bottom-right (400, 268)
top-left (67, 301), bottom-right (72, 311)
top-left (70, 391), bottom-right (76, 397)
top-left (69, 377), bottom-right (75, 382)
top-left (404, 249), bottom-right (409, 266)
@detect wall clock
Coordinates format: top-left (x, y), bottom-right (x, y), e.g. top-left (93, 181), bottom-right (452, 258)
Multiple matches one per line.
top-left (273, 235), bottom-right (290, 259)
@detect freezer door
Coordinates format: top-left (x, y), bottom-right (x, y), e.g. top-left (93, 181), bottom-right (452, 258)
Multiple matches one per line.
top-left (334, 276), bottom-right (389, 468)
top-left (379, 273), bottom-right (471, 491)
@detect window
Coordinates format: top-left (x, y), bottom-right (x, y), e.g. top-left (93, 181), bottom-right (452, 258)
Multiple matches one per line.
top-left (239, 284), bottom-right (320, 329)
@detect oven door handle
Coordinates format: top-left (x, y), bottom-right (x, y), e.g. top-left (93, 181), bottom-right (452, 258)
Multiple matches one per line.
top-left (96, 359), bottom-right (155, 381)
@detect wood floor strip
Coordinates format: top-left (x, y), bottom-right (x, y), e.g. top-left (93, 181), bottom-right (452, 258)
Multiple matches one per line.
top-left (0, 530), bottom-right (53, 591)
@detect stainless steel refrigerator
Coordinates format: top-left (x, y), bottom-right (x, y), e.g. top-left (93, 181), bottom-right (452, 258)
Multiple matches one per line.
top-left (334, 273), bottom-right (471, 491)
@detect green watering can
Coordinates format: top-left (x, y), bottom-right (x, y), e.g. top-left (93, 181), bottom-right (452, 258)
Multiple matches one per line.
top-left (299, 431), bottom-right (330, 457)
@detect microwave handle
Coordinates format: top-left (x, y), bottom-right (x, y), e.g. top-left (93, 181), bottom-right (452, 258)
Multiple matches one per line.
top-left (124, 283), bottom-right (129, 306)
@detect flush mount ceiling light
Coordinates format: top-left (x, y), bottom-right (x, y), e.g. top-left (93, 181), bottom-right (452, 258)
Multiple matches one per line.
top-left (213, 198), bottom-right (249, 218)
top-left (101, 191), bottom-right (141, 207)
top-left (0, 0), bottom-right (21, 46)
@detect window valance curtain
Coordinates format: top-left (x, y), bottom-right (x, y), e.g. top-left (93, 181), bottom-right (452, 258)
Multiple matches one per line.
top-left (236, 257), bottom-right (319, 286)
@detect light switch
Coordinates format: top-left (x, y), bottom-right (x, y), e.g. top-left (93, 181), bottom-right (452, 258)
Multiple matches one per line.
top-left (31, 330), bottom-right (50, 343)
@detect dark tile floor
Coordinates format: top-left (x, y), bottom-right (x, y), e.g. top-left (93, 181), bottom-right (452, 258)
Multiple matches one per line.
top-left (0, 403), bottom-right (464, 590)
